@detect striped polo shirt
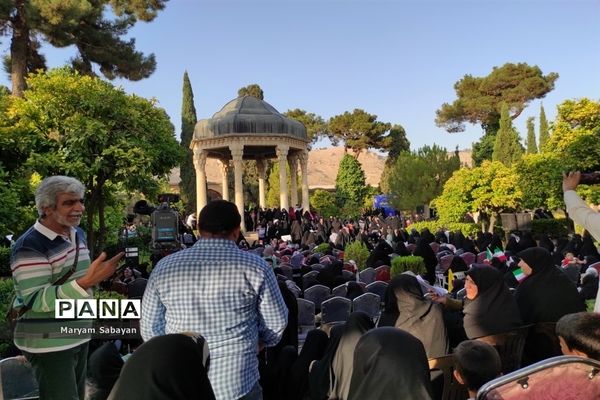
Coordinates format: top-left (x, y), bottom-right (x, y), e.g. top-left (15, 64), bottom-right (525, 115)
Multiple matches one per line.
top-left (11, 221), bottom-right (93, 353)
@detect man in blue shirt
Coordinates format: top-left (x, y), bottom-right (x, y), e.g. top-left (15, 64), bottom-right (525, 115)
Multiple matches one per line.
top-left (141, 200), bottom-right (288, 400)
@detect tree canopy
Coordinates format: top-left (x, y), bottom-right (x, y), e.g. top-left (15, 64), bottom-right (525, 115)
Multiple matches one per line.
top-left (538, 104), bottom-right (549, 151)
top-left (179, 71), bottom-right (197, 213)
top-left (525, 116), bottom-right (537, 154)
top-left (492, 103), bottom-right (523, 166)
top-left (237, 84), bottom-right (264, 100)
top-left (11, 68), bottom-right (180, 253)
top-left (435, 63), bottom-right (558, 135)
top-left (384, 145), bottom-right (460, 212)
top-left (382, 124), bottom-right (410, 164)
top-left (328, 109), bottom-right (390, 158)
top-left (1, 0), bottom-right (166, 96)
top-left (284, 109), bottom-right (328, 143)
top-left (335, 154), bottom-right (367, 208)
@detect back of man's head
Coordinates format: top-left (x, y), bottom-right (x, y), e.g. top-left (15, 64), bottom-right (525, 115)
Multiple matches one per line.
top-left (198, 200), bottom-right (241, 236)
top-left (454, 340), bottom-right (502, 393)
top-left (557, 312), bottom-right (600, 360)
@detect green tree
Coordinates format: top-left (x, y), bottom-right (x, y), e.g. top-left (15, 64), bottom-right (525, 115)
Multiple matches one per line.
top-left (525, 116), bottom-right (537, 154)
top-left (328, 109), bottom-right (390, 158)
top-left (179, 71), bottom-right (197, 213)
top-left (546, 98), bottom-right (600, 171)
top-left (384, 145), bottom-right (460, 213)
top-left (335, 154), bottom-right (367, 208)
top-left (434, 161), bottom-right (521, 232)
top-left (492, 103), bottom-right (523, 166)
top-left (538, 104), bottom-right (550, 151)
top-left (472, 132), bottom-right (497, 166)
top-left (310, 189), bottom-right (339, 217)
top-left (383, 124), bottom-right (410, 165)
top-left (517, 153), bottom-right (564, 210)
top-left (1, 0), bottom-right (165, 96)
top-left (11, 68), bottom-right (180, 254)
top-left (264, 161), bottom-right (298, 209)
top-left (237, 84), bottom-right (264, 100)
top-left (284, 109), bottom-right (328, 143)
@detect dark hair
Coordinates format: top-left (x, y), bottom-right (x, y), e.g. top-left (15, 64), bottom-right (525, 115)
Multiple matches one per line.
top-left (454, 340), bottom-right (502, 391)
top-left (556, 312), bottom-right (600, 360)
top-left (198, 200), bottom-right (241, 235)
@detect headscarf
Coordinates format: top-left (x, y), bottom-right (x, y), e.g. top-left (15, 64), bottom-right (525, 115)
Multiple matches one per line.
top-left (538, 234), bottom-right (555, 254)
top-left (379, 275), bottom-right (448, 358)
top-left (463, 265), bottom-right (523, 339)
top-left (289, 329), bottom-right (329, 400)
top-left (365, 240), bottom-right (393, 269)
top-left (579, 267), bottom-right (599, 301)
top-left (346, 282), bottom-right (364, 301)
top-left (347, 328), bottom-right (433, 400)
top-left (108, 334), bottom-right (215, 400)
top-left (87, 341), bottom-right (124, 400)
top-left (579, 232), bottom-right (600, 259)
top-left (516, 247), bottom-right (586, 323)
top-left (308, 313), bottom-right (374, 400)
top-left (413, 238), bottom-right (437, 285)
top-left (450, 255), bottom-right (469, 273)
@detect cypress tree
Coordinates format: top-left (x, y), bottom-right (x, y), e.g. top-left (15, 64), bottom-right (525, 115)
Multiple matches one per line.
top-left (180, 71), bottom-right (198, 213)
top-left (538, 104), bottom-right (549, 151)
top-left (335, 154), bottom-right (367, 206)
top-left (492, 103), bottom-right (523, 166)
top-left (526, 116), bottom-right (538, 154)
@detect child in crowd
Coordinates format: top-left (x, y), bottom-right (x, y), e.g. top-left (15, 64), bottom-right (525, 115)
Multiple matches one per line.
top-left (556, 312), bottom-right (600, 360)
top-left (453, 340), bottom-right (502, 400)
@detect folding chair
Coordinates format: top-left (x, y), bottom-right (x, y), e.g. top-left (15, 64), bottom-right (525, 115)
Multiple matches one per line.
top-left (358, 267), bottom-right (376, 285)
top-left (352, 292), bottom-right (380, 321)
top-left (321, 296), bottom-right (351, 324)
top-left (332, 283), bottom-right (348, 298)
top-left (477, 251), bottom-right (488, 264)
top-left (477, 356), bottom-right (600, 400)
top-left (296, 298), bottom-right (316, 346)
top-left (304, 284), bottom-right (330, 310)
top-left (366, 281), bottom-right (388, 301)
top-left (459, 252), bottom-right (476, 266)
top-left (302, 270), bottom-right (319, 290)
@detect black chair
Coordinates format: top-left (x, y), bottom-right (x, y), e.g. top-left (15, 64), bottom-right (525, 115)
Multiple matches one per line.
top-left (366, 281), bottom-right (388, 301)
top-left (523, 322), bottom-right (562, 366)
top-left (321, 296), bottom-right (351, 324)
top-left (476, 325), bottom-right (531, 374)
top-left (332, 283), bottom-right (348, 298)
top-left (352, 292), bottom-right (380, 320)
top-left (358, 267), bottom-right (376, 284)
top-left (304, 284), bottom-right (330, 310)
top-left (428, 355), bottom-right (468, 400)
top-left (302, 270), bottom-right (319, 290)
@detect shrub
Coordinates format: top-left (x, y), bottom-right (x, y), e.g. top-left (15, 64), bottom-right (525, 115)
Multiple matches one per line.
top-left (0, 278), bottom-right (14, 356)
top-left (313, 243), bottom-right (330, 254)
top-left (344, 240), bottom-right (370, 271)
top-left (531, 218), bottom-right (570, 238)
top-left (0, 247), bottom-right (10, 277)
top-left (407, 221), bottom-right (480, 238)
top-left (391, 255), bottom-right (426, 277)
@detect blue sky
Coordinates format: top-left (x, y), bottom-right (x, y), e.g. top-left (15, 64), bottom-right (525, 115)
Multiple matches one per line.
top-left (1, 0), bottom-right (599, 152)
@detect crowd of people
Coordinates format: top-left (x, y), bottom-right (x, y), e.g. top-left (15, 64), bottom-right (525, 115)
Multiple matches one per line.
top-left (7, 174), bottom-right (600, 400)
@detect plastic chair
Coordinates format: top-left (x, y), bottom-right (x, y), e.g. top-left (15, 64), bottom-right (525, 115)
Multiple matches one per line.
top-left (374, 265), bottom-right (391, 282)
top-left (476, 325), bottom-right (531, 374)
top-left (341, 270), bottom-right (354, 281)
top-left (358, 267), bottom-right (376, 285)
top-left (0, 356), bottom-right (39, 400)
top-left (302, 270), bottom-right (319, 290)
top-left (459, 252), bottom-right (476, 266)
top-left (352, 292), bottom-right (380, 320)
top-left (366, 281), bottom-right (388, 301)
top-left (304, 284), bottom-right (330, 310)
top-left (428, 354), bottom-right (468, 400)
top-left (477, 356), bottom-right (600, 400)
top-left (438, 254), bottom-right (454, 273)
top-left (321, 296), bottom-right (351, 324)
top-left (332, 283), bottom-right (348, 298)
top-left (296, 298), bottom-right (316, 346)
top-left (279, 264), bottom-right (294, 280)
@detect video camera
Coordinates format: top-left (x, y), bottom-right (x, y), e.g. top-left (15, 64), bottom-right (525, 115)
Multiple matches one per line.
top-left (133, 193), bottom-right (181, 253)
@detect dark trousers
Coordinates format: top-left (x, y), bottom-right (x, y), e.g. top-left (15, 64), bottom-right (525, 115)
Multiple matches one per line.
top-left (23, 342), bottom-right (89, 400)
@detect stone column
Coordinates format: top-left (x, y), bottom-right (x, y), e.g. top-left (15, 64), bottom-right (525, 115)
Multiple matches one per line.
top-left (256, 158), bottom-right (268, 209)
top-left (192, 146), bottom-right (208, 217)
top-left (276, 144), bottom-right (289, 211)
top-left (220, 159), bottom-right (230, 201)
top-left (229, 143), bottom-right (245, 231)
top-left (288, 154), bottom-right (299, 207)
top-left (299, 150), bottom-right (310, 211)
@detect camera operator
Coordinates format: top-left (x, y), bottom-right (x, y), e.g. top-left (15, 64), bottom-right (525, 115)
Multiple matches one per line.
top-left (563, 171), bottom-right (600, 311)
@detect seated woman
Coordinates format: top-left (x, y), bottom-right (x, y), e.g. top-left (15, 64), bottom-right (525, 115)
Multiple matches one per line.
top-left (378, 274), bottom-right (448, 358)
top-left (108, 333), bottom-right (215, 400)
top-left (462, 265), bottom-right (523, 339)
top-left (347, 328), bottom-right (433, 400)
top-left (516, 247), bottom-right (586, 324)
top-left (309, 312), bottom-right (374, 400)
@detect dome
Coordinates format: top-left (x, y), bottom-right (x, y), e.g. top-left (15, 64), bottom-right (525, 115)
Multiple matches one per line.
top-left (194, 96), bottom-right (308, 140)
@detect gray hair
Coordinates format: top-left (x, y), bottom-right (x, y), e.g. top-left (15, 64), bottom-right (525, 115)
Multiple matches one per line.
top-left (35, 176), bottom-right (85, 217)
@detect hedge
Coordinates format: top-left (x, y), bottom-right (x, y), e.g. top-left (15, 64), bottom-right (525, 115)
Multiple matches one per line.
top-left (407, 221), bottom-right (481, 238)
top-left (531, 218), bottom-right (570, 238)
top-left (344, 240), bottom-right (370, 271)
top-left (391, 255), bottom-right (426, 277)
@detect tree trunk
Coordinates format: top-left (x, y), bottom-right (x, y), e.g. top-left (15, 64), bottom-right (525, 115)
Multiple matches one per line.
top-left (11, 0), bottom-right (29, 97)
top-left (488, 213), bottom-right (497, 233)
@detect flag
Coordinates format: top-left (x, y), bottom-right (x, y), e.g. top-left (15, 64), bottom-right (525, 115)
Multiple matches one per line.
top-left (448, 269), bottom-right (454, 292)
top-left (512, 267), bottom-right (527, 283)
top-left (486, 248), bottom-right (493, 260)
top-left (492, 247), bottom-right (507, 262)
